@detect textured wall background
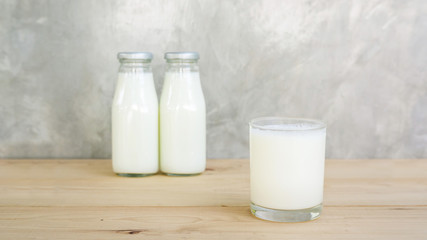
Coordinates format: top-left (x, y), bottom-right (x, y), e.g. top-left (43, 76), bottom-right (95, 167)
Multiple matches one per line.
top-left (0, 0), bottom-right (426, 159)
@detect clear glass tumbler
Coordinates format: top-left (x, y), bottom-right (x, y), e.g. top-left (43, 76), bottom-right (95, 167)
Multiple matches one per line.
top-left (249, 117), bottom-right (327, 222)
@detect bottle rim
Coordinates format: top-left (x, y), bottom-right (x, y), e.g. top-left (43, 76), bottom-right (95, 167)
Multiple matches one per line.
top-left (164, 52), bottom-right (199, 60)
top-left (117, 52), bottom-right (153, 61)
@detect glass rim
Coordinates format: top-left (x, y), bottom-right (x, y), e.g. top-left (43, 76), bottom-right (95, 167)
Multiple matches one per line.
top-left (249, 117), bottom-right (326, 132)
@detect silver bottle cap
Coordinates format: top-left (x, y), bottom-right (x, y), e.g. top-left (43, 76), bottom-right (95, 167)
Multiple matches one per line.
top-left (164, 52), bottom-right (199, 60)
top-left (117, 52), bottom-right (153, 60)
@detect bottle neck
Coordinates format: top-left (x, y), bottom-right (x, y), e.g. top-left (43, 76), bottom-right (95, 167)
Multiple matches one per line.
top-left (119, 59), bottom-right (152, 72)
top-left (166, 59), bottom-right (199, 72)
top-left (166, 59), bottom-right (198, 64)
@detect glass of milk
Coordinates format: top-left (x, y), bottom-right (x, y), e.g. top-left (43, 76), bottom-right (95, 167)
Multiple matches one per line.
top-left (160, 52), bottom-right (206, 176)
top-left (249, 117), bottom-right (326, 222)
top-left (112, 52), bottom-right (159, 177)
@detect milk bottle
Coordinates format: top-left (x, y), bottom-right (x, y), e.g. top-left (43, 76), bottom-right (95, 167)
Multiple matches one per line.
top-left (160, 52), bottom-right (206, 175)
top-left (112, 52), bottom-right (159, 176)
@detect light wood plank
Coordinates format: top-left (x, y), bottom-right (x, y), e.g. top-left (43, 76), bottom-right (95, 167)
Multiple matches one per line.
top-left (1, 206), bottom-right (426, 240)
top-left (0, 159), bottom-right (426, 207)
top-left (0, 159), bottom-right (249, 207)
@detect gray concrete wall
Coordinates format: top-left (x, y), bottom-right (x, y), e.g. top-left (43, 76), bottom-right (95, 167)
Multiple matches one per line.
top-left (0, 0), bottom-right (426, 159)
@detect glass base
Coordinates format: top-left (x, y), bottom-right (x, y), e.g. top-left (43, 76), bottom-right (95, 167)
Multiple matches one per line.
top-left (251, 203), bottom-right (322, 222)
top-left (163, 172), bottom-right (202, 177)
top-left (116, 173), bottom-right (156, 177)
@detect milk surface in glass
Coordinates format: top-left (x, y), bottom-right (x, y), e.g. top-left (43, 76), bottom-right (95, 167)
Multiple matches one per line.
top-left (250, 119), bottom-right (326, 210)
top-left (160, 52), bottom-right (206, 175)
top-left (112, 53), bottom-right (158, 176)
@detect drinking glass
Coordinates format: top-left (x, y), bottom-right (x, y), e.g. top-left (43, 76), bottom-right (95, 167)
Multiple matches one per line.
top-left (249, 117), bottom-right (326, 222)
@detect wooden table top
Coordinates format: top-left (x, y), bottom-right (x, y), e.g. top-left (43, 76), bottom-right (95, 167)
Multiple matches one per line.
top-left (1, 159), bottom-right (426, 239)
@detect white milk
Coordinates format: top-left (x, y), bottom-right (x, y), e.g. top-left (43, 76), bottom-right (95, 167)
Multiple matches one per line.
top-left (250, 124), bottom-right (326, 210)
top-left (112, 72), bottom-right (158, 174)
top-left (160, 71), bottom-right (206, 174)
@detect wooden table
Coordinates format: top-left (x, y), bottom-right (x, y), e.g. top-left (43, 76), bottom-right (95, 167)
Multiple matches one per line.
top-left (1, 159), bottom-right (426, 239)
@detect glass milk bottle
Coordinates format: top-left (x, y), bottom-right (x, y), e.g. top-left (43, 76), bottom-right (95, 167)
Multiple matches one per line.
top-left (112, 52), bottom-right (159, 177)
top-left (160, 52), bottom-right (206, 175)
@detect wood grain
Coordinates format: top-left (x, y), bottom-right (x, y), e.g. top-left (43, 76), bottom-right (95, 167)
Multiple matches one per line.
top-left (1, 159), bottom-right (426, 239)
top-left (1, 206), bottom-right (426, 240)
top-left (1, 159), bottom-right (426, 207)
